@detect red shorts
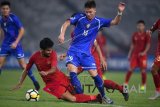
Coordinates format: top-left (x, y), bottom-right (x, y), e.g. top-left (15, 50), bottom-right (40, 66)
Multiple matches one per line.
top-left (130, 55), bottom-right (147, 69)
top-left (153, 55), bottom-right (160, 67)
top-left (43, 78), bottom-right (75, 99)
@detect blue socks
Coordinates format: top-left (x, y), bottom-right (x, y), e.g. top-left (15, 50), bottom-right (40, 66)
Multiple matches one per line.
top-left (27, 69), bottom-right (37, 83)
top-left (70, 72), bottom-right (83, 94)
top-left (93, 75), bottom-right (105, 97)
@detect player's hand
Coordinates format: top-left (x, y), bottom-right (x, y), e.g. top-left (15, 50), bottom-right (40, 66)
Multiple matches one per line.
top-left (101, 59), bottom-right (107, 71)
top-left (12, 83), bottom-right (22, 91)
top-left (11, 42), bottom-right (18, 49)
top-left (39, 71), bottom-right (48, 76)
top-left (139, 52), bottom-right (146, 56)
top-left (118, 2), bottom-right (125, 12)
top-left (58, 34), bottom-right (65, 43)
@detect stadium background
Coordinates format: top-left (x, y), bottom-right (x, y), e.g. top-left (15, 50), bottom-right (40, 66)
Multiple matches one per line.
top-left (1, 0), bottom-right (160, 71)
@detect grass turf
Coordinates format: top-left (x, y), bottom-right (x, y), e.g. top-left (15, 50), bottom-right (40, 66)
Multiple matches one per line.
top-left (0, 70), bottom-right (160, 107)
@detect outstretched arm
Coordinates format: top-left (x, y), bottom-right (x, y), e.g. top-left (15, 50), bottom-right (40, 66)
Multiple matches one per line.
top-left (58, 20), bottom-right (71, 43)
top-left (110, 2), bottom-right (125, 26)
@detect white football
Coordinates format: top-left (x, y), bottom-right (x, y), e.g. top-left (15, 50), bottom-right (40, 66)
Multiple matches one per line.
top-left (25, 89), bottom-right (40, 101)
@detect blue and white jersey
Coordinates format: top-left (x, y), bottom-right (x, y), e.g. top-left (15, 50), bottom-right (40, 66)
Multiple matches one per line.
top-left (69, 12), bottom-right (112, 55)
top-left (0, 13), bottom-right (23, 47)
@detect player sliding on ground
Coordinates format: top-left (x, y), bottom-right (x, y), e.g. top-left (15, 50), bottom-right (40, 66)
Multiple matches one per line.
top-left (13, 38), bottom-right (103, 103)
top-left (148, 18), bottom-right (160, 100)
top-left (0, 1), bottom-right (40, 90)
top-left (124, 20), bottom-right (151, 91)
top-left (58, 0), bottom-right (125, 104)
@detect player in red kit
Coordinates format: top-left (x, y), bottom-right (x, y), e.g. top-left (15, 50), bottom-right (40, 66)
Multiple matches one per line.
top-left (125, 20), bottom-right (151, 91)
top-left (12, 38), bottom-right (102, 103)
top-left (148, 19), bottom-right (160, 100)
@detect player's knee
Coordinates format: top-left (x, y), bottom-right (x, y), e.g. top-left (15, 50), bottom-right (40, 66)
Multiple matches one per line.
top-left (151, 64), bottom-right (158, 75)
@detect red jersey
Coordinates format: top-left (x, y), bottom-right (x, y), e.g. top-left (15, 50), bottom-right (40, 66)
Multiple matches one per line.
top-left (91, 34), bottom-right (107, 57)
top-left (131, 32), bottom-right (151, 56)
top-left (26, 50), bottom-right (68, 85)
top-left (151, 19), bottom-right (160, 56)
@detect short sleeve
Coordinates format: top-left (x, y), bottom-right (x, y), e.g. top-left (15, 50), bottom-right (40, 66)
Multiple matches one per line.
top-left (100, 18), bottom-right (112, 28)
top-left (12, 15), bottom-right (23, 29)
top-left (51, 51), bottom-right (58, 67)
top-left (69, 13), bottom-right (85, 25)
top-left (26, 54), bottom-right (35, 71)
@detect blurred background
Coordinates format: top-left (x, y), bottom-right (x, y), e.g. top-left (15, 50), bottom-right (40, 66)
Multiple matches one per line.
top-left (1, 0), bottom-right (160, 71)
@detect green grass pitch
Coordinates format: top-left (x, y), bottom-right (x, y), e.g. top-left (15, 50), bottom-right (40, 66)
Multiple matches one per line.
top-left (0, 70), bottom-right (160, 107)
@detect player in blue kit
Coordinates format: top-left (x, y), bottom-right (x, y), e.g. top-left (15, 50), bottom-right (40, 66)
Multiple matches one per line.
top-left (0, 1), bottom-right (40, 90)
top-left (58, 0), bottom-right (125, 104)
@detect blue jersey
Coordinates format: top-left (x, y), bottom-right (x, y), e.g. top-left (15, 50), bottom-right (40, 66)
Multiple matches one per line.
top-left (0, 13), bottom-right (23, 46)
top-left (69, 12), bottom-right (112, 55)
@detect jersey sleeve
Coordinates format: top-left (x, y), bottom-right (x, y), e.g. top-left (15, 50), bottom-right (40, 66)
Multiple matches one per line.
top-left (69, 13), bottom-right (85, 25)
top-left (150, 19), bottom-right (160, 32)
top-left (51, 51), bottom-right (58, 67)
top-left (100, 18), bottom-right (112, 28)
top-left (26, 54), bottom-right (35, 71)
top-left (12, 15), bottom-right (23, 29)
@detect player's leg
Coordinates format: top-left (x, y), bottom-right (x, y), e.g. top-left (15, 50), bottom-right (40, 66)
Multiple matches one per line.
top-left (139, 55), bottom-right (147, 91)
top-left (66, 51), bottom-right (83, 94)
top-left (67, 63), bottom-right (83, 94)
top-left (0, 47), bottom-right (9, 75)
top-left (88, 69), bottom-right (113, 104)
top-left (0, 56), bottom-right (6, 75)
top-left (149, 63), bottom-right (160, 100)
top-left (125, 56), bottom-right (136, 84)
top-left (17, 58), bottom-right (40, 90)
top-left (61, 91), bottom-right (98, 103)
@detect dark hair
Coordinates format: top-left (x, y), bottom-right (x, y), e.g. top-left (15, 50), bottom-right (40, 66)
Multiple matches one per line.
top-left (40, 38), bottom-right (54, 50)
top-left (0, 1), bottom-right (10, 7)
top-left (137, 20), bottom-right (145, 25)
top-left (84, 0), bottom-right (96, 8)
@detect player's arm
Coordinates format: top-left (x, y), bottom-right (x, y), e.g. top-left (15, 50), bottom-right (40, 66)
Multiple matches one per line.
top-left (110, 2), bottom-right (125, 26)
top-left (0, 28), bottom-right (4, 40)
top-left (128, 43), bottom-right (134, 60)
top-left (149, 19), bottom-right (160, 33)
top-left (58, 20), bottom-right (71, 43)
top-left (11, 16), bottom-right (25, 49)
top-left (12, 55), bottom-right (34, 90)
top-left (94, 40), bottom-right (107, 70)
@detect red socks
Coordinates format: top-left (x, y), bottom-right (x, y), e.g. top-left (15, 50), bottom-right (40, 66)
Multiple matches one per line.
top-left (104, 80), bottom-right (123, 93)
top-left (125, 71), bottom-right (133, 84)
top-left (141, 71), bottom-right (147, 86)
top-left (152, 73), bottom-right (160, 92)
top-left (74, 94), bottom-right (97, 103)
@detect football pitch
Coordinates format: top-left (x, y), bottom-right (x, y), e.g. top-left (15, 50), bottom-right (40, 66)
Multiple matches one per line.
top-left (0, 70), bottom-right (160, 107)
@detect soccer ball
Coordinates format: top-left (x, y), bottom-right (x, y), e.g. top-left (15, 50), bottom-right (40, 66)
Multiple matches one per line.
top-left (25, 89), bottom-right (40, 101)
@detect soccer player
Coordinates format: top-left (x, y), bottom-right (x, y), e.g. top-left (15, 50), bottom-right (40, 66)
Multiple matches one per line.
top-left (13, 38), bottom-right (102, 103)
top-left (148, 18), bottom-right (160, 100)
top-left (125, 20), bottom-right (151, 90)
top-left (0, 1), bottom-right (40, 90)
top-left (58, 0), bottom-right (125, 104)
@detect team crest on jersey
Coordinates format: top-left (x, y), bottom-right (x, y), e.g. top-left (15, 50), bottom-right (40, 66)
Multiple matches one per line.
top-left (86, 24), bottom-right (90, 28)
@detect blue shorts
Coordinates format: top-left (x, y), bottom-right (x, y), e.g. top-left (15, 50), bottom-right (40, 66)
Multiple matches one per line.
top-left (66, 50), bottom-right (96, 70)
top-left (0, 44), bottom-right (24, 59)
